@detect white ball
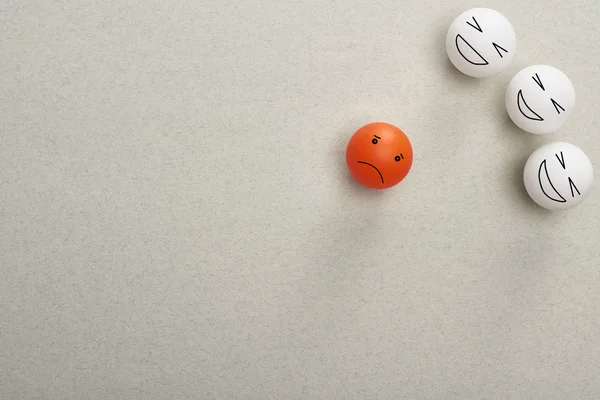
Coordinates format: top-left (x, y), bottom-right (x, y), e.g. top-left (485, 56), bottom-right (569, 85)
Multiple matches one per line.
top-left (523, 142), bottom-right (593, 210)
top-left (506, 65), bottom-right (575, 134)
top-left (445, 8), bottom-right (516, 77)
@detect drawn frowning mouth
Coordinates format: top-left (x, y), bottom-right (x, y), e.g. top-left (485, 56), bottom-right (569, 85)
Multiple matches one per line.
top-left (357, 161), bottom-right (384, 184)
top-left (455, 34), bottom-right (489, 66)
top-left (518, 90), bottom-right (544, 121)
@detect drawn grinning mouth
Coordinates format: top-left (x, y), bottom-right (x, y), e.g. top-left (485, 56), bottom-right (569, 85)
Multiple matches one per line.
top-left (517, 90), bottom-right (544, 121)
top-left (455, 34), bottom-right (489, 66)
top-left (357, 161), bottom-right (384, 184)
top-left (538, 159), bottom-right (566, 203)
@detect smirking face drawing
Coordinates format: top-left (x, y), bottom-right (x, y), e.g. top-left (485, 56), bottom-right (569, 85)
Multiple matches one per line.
top-left (446, 8), bottom-right (516, 77)
top-left (523, 142), bottom-right (593, 210)
top-left (346, 122), bottom-right (413, 189)
top-left (506, 65), bottom-right (575, 134)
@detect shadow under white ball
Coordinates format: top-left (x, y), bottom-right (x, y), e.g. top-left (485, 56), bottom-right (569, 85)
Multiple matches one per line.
top-left (445, 8), bottom-right (516, 78)
top-left (506, 65), bottom-right (575, 134)
top-left (523, 142), bottom-right (593, 210)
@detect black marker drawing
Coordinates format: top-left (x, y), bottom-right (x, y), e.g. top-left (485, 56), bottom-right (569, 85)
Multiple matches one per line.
top-left (556, 152), bottom-right (565, 169)
top-left (357, 161), bottom-right (384, 184)
top-left (492, 42), bottom-right (508, 58)
top-left (518, 75), bottom-right (566, 121)
top-left (532, 73), bottom-right (545, 91)
top-left (455, 34), bottom-right (488, 65)
top-left (568, 177), bottom-right (580, 197)
top-left (538, 159), bottom-right (566, 203)
top-left (517, 89), bottom-right (544, 121)
top-left (551, 98), bottom-right (565, 114)
top-left (466, 16), bottom-right (483, 33)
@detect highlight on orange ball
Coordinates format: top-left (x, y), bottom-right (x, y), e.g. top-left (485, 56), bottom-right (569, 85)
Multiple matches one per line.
top-left (345, 122), bottom-right (413, 189)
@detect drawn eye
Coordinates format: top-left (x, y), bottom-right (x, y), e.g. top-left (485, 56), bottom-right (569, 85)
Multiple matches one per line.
top-left (395, 154), bottom-right (404, 162)
top-left (466, 17), bottom-right (482, 33)
top-left (372, 138), bottom-right (378, 144)
top-left (532, 73), bottom-right (545, 91)
top-left (492, 42), bottom-right (508, 58)
top-left (551, 98), bottom-right (565, 114)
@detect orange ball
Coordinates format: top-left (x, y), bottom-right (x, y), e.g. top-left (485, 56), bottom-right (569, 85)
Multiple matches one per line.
top-left (346, 122), bottom-right (413, 189)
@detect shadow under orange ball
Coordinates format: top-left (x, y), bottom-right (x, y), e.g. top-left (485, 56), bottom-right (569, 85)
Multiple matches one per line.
top-left (346, 122), bottom-right (413, 189)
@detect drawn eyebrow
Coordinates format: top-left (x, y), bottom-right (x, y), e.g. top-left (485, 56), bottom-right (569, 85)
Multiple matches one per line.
top-left (532, 73), bottom-right (545, 91)
top-left (374, 135), bottom-right (381, 139)
top-left (466, 16), bottom-right (483, 33)
top-left (551, 98), bottom-right (565, 114)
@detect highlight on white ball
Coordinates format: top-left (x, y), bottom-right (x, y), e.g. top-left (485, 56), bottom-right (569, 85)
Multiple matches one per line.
top-left (506, 65), bottom-right (575, 134)
top-left (523, 142), bottom-right (593, 210)
top-left (445, 8), bottom-right (516, 78)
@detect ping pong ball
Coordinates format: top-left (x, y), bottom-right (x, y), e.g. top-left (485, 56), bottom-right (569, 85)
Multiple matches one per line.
top-left (523, 142), bottom-right (593, 210)
top-left (446, 8), bottom-right (516, 77)
top-left (506, 65), bottom-right (575, 134)
top-left (346, 122), bottom-right (413, 189)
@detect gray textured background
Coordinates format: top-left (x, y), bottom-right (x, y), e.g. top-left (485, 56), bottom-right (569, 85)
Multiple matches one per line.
top-left (2, 0), bottom-right (600, 399)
